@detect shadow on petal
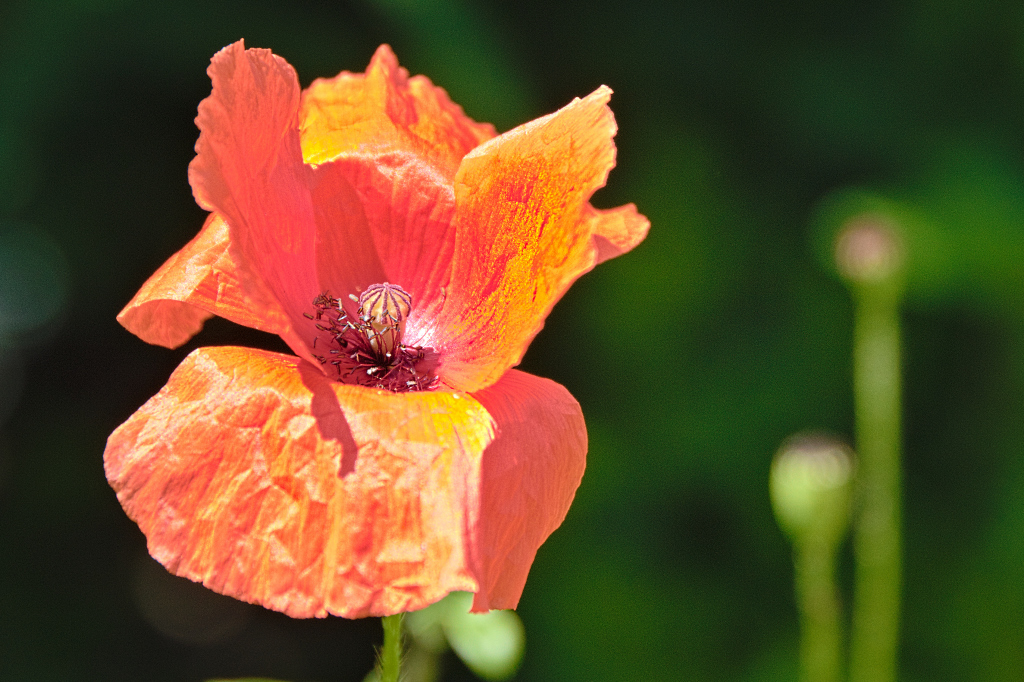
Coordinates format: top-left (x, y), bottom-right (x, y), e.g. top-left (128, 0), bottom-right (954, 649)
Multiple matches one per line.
top-left (298, 360), bottom-right (359, 477)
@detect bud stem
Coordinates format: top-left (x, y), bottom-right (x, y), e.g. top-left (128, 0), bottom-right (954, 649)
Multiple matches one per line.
top-left (849, 281), bottom-right (903, 682)
top-left (795, 534), bottom-right (844, 682)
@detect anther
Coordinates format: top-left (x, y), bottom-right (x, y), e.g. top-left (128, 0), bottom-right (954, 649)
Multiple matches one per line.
top-left (306, 285), bottom-right (434, 392)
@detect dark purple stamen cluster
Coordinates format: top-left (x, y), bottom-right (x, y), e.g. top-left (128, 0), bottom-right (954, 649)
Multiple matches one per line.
top-left (304, 292), bottom-right (437, 392)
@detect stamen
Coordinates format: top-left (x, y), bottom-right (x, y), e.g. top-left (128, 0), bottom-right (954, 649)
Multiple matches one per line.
top-left (306, 285), bottom-right (436, 392)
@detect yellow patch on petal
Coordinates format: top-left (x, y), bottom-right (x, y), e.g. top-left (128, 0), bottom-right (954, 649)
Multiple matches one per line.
top-left (432, 86), bottom-right (646, 391)
top-left (299, 45), bottom-right (494, 178)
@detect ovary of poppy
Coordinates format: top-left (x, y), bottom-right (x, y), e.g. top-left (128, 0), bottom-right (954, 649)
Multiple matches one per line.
top-left (106, 41), bottom-right (648, 619)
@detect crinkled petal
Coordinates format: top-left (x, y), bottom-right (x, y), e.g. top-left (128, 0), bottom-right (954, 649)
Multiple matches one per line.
top-left (117, 212), bottom-right (298, 349)
top-left (104, 346), bottom-right (496, 619)
top-left (468, 369), bottom-right (587, 611)
top-left (299, 45), bottom-right (495, 177)
top-left (299, 46), bottom-right (494, 335)
top-left (430, 86), bottom-right (649, 391)
top-left (104, 348), bottom-right (587, 618)
top-left (188, 40), bottom-right (411, 350)
top-left (188, 40), bottom-right (307, 303)
top-left (188, 40), bottom-right (327, 361)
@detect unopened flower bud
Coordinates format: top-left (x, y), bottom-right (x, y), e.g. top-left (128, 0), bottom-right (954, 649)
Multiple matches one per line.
top-left (358, 282), bottom-right (412, 362)
top-left (834, 214), bottom-right (903, 284)
top-left (770, 433), bottom-right (854, 546)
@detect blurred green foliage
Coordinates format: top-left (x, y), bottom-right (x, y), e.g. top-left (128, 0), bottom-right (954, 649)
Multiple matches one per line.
top-left (2, 0), bottom-right (1024, 680)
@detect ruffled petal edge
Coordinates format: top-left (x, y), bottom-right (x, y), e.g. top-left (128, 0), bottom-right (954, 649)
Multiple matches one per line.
top-left (117, 213), bottom-right (295, 348)
top-left (299, 44), bottom-right (495, 177)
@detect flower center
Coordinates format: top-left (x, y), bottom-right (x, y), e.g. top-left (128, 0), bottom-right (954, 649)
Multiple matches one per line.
top-left (358, 282), bottom-right (412, 362)
top-left (305, 283), bottom-right (437, 391)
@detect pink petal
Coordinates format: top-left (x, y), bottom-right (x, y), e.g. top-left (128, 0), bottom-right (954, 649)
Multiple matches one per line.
top-left (298, 46), bottom-right (495, 333)
top-left (187, 40), bottom-right (322, 359)
top-left (468, 369), bottom-right (587, 611)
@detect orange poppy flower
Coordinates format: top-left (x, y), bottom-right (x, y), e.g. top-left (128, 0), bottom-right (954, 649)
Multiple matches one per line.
top-left (105, 41), bottom-right (648, 619)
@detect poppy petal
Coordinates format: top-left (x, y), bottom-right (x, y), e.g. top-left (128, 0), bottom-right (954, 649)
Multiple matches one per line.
top-left (584, 202), bottom-right (651, 265)
top-left (299, 44), bottom-right (495, 178)
top-left (468, 369), bottom-right (587, 611)
top-left (432, 86), bottom-right (646, 391)
top-left (298, 46), bottom-right (493, 334)
top-left (187, 40), bottom-right (323, 358)
top-left (104, 346), bottom-right (498, 619)
top-left (313, 155), bottom-right (458, 342)
top-left (117, 212), bottom-right (297, 348)
top-left (309, 163), bottom-right (388, 313)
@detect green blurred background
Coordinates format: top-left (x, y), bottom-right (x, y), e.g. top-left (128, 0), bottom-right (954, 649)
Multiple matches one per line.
top-left (3, 0), bottom-right (1024, 679)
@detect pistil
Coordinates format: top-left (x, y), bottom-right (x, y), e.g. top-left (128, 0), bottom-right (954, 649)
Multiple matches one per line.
top-left (357, 282), bottom-right (412, 364)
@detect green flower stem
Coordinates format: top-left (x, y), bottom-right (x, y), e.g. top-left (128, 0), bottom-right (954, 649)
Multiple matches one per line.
top-left (795, 534), bottom-right (843, 682)
top-left (849, 283), bottom-right (903, 682)
top-left (380, 614), bottom-right (404, 682)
